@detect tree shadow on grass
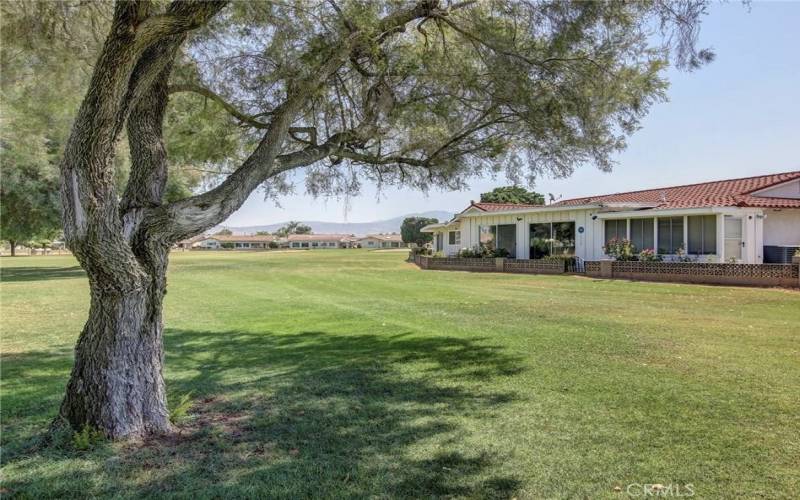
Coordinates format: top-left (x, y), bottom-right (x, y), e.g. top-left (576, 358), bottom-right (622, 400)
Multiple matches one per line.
top-left (0, 266), bottom-right (86, 283)
top-left (3, 329), bottom-right (525, 498)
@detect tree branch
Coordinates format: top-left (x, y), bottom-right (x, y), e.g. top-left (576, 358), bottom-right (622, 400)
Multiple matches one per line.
top-left (168, 83), bottom-right (270, 128)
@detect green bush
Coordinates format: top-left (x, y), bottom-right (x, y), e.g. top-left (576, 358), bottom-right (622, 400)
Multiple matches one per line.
top-left (603, 238), bottom-right (637, 261)
top-left (638, 248), bottom-right (661, 261)
top-left (268, 241), bottom-right (279, 249)
top-left (220, 242), bottom-right (234, 249)
top-left (458, 245), bottom-right (509, 258)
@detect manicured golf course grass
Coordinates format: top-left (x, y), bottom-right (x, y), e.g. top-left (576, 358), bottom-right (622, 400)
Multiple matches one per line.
top-left (1, 250), bottom-right (798, 498)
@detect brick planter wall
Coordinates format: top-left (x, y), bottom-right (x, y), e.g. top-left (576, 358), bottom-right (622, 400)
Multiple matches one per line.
top-left (503, 259), bottom-right (564, 274)
top-left (426, 257), bottom-right (497, 272)
top-left (584, 261), bottom-right (799, 288)
top-left (413, 256), bottom-right (564, 275)
top-left (413, 255), bottom-right (799, 288)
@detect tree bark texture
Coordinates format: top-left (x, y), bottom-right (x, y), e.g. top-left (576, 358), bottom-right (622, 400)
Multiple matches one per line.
top-left (59, 247), bottom-right (171, 437)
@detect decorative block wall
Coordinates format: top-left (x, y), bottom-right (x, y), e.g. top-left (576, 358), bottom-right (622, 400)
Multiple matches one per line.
top-left (584, 261), bottom-right (798, 288)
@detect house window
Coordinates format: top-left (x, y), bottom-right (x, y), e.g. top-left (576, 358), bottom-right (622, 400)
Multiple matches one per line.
top-left (657, 217), bottom-right (684, 254)
top-left (604, 219), bottom-right (627, 244)
top-left (530, 223), bottom-right (551, 258)
top-left (687, 215), bottom-right (716, 254)
top-left (630, 218), bottom-right (655, 251)
top-left (552, 222), bottom-right (575, 256)
top-left (530, 222), bottom-right (575, 258)
top-left (448, 231), bottom-right (461, 245)
top-left (479, 225), bottom-right (496, 249)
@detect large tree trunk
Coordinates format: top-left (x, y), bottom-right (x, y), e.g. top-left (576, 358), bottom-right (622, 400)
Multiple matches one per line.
top-left (9, 240), bottom-right (16, 256)
top-left (59, 245), bottom-right (172, 438)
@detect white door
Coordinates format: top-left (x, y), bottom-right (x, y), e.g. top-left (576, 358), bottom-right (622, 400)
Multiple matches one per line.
top-left (724, 216), bottom-right (743, 262)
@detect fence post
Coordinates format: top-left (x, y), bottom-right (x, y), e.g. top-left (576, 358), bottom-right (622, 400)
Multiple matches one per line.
top-left (495, 257), bottom-right (505, 272)
top-left (600, 260), bottom-right (613, 278)
top-left (793, 256), bottom-right (800, 287)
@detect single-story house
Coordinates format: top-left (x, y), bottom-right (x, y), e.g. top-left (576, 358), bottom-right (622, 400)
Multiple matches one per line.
top-left (175, 234), bottom-right (209, 249)
top-left (194, 234), bottom-right (276, 249)
top-left (359, 233), bottom-right (405, 248)
top-left (422, 171), bottom-right (800, 264)
top-left (286, 234), bottom-right (357, 249)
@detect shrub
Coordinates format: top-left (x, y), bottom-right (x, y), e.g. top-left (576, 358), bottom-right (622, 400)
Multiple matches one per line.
top-left (458, 245), bottom-right (508, 258)
top-left (412, 246), bottom-right (432, 256)
top-left (458, 247), bottom-right (481, 258)
top-left (674, 245), bottom-right (695, 262)
top-left (638, 248), bottom-right (661, 262)
top-left (490, 247), bottom-right (510, 258)
top-left (603, 238), bottom-right (637, 261)
top-left (268, 241), bottom-right (279, 249)
top-left (220, 242), bottom-right (234, 249)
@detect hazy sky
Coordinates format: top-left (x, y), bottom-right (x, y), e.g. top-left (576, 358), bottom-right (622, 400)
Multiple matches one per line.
top-left (224, 1), bottom-right (800, 226)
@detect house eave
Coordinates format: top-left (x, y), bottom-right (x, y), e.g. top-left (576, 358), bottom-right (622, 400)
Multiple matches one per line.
top-left (457, 204), bottom-right (601, 218)
top-left (593, 206), bottom-right (763, 219)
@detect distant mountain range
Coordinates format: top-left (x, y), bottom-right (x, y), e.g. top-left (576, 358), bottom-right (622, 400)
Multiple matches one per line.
top-left (218, 210), bottom-right (453, 236)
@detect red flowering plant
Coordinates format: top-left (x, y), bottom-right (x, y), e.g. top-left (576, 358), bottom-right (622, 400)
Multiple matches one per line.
top-left (638, 248), bottom-right (662, 261)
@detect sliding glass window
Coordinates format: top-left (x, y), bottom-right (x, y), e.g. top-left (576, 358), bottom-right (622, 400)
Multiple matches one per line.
top-left (630, 218), bottom-right (655, 251)
top-left (530, 222), bottom-right (575, 258)
top-left (479, 225), bottom-right (496, 250)
top-left (657, 217), bottom-right (684, 254)
top-left (530, 223), bottom-right (551, 259)
top-left (604, 219), bottom-right (626, 244)
top-left (687, 215), bottom-right (716, 254)
top-left (552, 222), bottom-right (576, 256)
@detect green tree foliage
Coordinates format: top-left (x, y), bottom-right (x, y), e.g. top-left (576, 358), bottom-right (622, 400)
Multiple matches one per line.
top-left (480, 186), bottom-right (545, 205)
top-left (214, 228), bottom-right (233, 236)
top-left (0, 1), bottom-right (235, 246)
top-left (275, 221), bottom-right (313, 237)
top-left (401, 217), bottom-right (439, 246)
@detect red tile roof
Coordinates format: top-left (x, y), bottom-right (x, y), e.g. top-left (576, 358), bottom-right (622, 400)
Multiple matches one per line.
top-left (206, 234), bottom-right (276, 242)
top-left (363, 233), bottom-right (403, 242)
top-left (552, 171), bottom-right (800, 210)
top-left (287, 234), bottom-right (354, 242)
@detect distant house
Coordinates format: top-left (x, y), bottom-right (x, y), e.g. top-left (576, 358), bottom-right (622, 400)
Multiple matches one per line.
top-left (175, 234), bottom-right (208, 249)
top-left (359, 233), bottom-right (405, 249)
top-left (286, 234), bottom-right (357, 249)
top-left (422, 171), bottom-right (800, 263)
top-left (195, 234), bottom-right (277, 249)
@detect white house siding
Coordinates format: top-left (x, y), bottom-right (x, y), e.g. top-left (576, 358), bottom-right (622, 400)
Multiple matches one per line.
top-left (763, 209), bottom-right (800, 246)
top-left (459, 209), bottom-right (597, 260)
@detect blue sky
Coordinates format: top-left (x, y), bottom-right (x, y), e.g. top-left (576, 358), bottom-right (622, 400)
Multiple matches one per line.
top-left (224, 1), bottom-right (800, 226)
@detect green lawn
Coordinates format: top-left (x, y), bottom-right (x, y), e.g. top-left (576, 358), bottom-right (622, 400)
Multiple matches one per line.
top-left (1, 250), bottom-right (799, 498)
